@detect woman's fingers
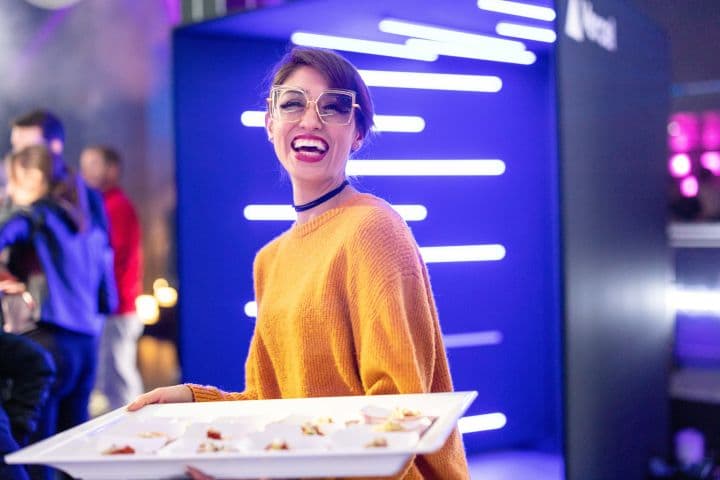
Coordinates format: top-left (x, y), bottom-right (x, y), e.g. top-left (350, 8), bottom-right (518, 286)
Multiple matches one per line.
top-left (126, 385), bottom-right (193, 411)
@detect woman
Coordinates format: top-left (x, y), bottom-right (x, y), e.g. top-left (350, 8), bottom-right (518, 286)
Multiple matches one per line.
top-left (0, 145), bottom-right (117, 461)
top-left (129, 47), bottom-right (469, 479)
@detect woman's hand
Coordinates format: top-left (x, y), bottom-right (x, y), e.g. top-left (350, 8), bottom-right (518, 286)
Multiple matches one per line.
top-left (126, 385), bottom-right (194, 411)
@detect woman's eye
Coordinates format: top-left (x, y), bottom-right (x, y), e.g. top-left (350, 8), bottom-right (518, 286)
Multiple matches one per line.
top-left (279, 100), bottom-right (305, 111)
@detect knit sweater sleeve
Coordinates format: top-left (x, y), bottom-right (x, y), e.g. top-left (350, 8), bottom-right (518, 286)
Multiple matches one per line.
top-left (348, 209), bottom-right (439, 395)
top-left (348, 208), bottom-right (470, 480)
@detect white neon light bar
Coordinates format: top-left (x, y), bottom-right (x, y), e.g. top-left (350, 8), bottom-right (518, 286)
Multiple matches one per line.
top-left (443, 330), bottom-right (503, 348)
top-left (346, 159), bottom-right (506, 176)
top-left (241, 111), bottom-right (425, 133)
top-left (405, 38), bottom-right (536, 65)
top-left (496, 22), bottom-right (557, 43)
top-left (290, 32), bottom-right (438, 61)
top-left (670, 287), bottom-right (720, 314)
top-left (241, 111), bottom-right (265, 127)
top-left (379, 18), bottom-right (527, 52)
top-left (420, 245), bottom-right (506, 263)
top-left (358, 69), bottom-right (502, 92)
top-left (244, 301), bottom-right (257, 318)
top-left (243, 204), bottom-right (428, 222)
top-left (458, 412), bottom-right (507, 433)
top-left (373, 115), bottom-right (425, 133)
top-left (478, 0), bottom-right (556, 21)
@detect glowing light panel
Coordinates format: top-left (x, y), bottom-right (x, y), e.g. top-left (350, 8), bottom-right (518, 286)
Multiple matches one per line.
top-left (241, 111), bottom-right (425, 133)
top-left (346, 159), bottom-right (506, 176)
top-left (496, 22), bottom-right (557, 43)
top-left (458, 413), bottom-right (508, 433)
top-left (404, 39), bottom-right (536, 65)
top-left (290, 32), bottom-right (438, 61)
top-left (419, 245), bottom-right (506, 263)
top-left (358, 69), bottom-right (502, 92)
top-left (443, 330), bottom-right (504, 348)
top-left (243, 204), bottom-right (428, 221)
top-left (477, 0), bottom-right (556, 21)
top-left (378, 18), bottom-right (527, 51)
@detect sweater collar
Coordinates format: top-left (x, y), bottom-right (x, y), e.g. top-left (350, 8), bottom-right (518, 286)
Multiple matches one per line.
top-left (290, 191), bottom-right (366, 238)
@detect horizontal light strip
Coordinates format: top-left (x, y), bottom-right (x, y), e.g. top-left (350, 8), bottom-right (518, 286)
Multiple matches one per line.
top-left (243, 204), bottom-right (428, 221)
top-left (290, 32), bottom-right (438, 61)
top-left (405, 38), bottom-right (536, 65)
top-left (244, 301), bottom-right (257, 318)
top-left (443, 330), bottom-right (503, 348)
top-left (241, 111), bottom-right (265, 127)
top-left (458, 412), bottom-right (507, 433)
top-left (379, 18), bottom-right (527, 52)
top-left (478, 0), bottom-right (556, 21)
top-left (420, 245), bottom-right (506, 263)
top-left (346, 159), bottom-right (506, 176)
top-left (670, 287), bottom-right (720, 315)
top-left (373, 115), bottom-right (425, 133)
top-left (358, 69), bottom-right (502, 92)
top-left (496, 21), bottom-right (557, 43)
top-left (241, 111), bottom-right (425, 133)
top-left (668, 222), bottom-right (720, 248)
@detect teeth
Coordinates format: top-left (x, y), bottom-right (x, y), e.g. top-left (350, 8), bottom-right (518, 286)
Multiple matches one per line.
top-left (292, 138), bottom-right (328, 152)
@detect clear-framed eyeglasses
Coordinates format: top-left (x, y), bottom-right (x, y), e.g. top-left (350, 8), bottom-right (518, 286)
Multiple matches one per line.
top-left (268, 86), bottom-right (361, 126)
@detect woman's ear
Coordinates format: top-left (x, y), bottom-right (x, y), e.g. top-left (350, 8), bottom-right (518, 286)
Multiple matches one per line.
top-left (265, 111), bottom-right (274, 143)
top-left (351, 133), bottom-right (363, 152)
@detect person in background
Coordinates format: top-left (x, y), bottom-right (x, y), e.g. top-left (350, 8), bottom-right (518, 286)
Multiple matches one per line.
top-left (80, 145), bottom-right (144, 411)
top-left (0, 145), bottom-right (117, 480)
top-left (0, 332), bottom-right (55, 480)
top-left (130, 47), bottom-right (469, 479)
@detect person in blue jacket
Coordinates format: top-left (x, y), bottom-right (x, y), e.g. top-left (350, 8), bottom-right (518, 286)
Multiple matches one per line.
top-left (0, 145), bottom-right (117, 472)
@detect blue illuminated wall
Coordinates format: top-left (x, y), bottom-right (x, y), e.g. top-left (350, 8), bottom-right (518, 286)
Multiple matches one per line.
top-left (174, 3), bottom-right (560, 453)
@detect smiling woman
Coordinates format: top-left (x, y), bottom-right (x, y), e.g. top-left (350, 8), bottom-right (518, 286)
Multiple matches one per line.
top-left (130, 47), bottom-right (471, 479)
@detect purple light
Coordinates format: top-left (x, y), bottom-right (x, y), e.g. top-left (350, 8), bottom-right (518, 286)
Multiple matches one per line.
top-left (669, 113), bottom-right (701, 153)
top-left (669, 153), bottom-right (692, 178)
top-left (680, 176), bottom-right (699, 198)
top-left (701, 151), bottom-right (720, 175)
top-left (702, 111), bottom-right (720, 150)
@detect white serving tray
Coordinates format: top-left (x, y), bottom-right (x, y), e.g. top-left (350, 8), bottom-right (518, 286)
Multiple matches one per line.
top-left (5, 391), bottom-right (477, 479)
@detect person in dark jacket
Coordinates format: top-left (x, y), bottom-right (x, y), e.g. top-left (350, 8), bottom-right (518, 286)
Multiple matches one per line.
top-left (0, 332), bottom-right (55, 480)
top-left (0, 146), bottom-right (116, 480)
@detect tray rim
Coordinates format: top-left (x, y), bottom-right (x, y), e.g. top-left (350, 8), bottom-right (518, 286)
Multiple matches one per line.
top-left (6, 390), bottom-right (477, 476)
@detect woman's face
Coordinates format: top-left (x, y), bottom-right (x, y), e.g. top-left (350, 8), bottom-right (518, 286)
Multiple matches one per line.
top-left (7, 164), bottom-right (47, 206)
top-left (266, 66), bottom-right (361, 188)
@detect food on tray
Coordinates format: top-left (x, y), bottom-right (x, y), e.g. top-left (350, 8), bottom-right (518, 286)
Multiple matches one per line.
top-left (206, 428), bottom-right (223, 440)
top-left (137, 431), bottom-right (167, 439)
top-left (196, 441), bottom-right (237, 453)
top-left (373, 420), bottom-right (405, 432)
top-left (392, 407), bottom-right (423, 420)
top-left (102, 445), bottom-right (136, 455)
top-left (301, 422), bottom-right (323, 436)
top-left (264, 438), bottom-right (290, 451)
top-left (364, 437), bottom-right (389, 448)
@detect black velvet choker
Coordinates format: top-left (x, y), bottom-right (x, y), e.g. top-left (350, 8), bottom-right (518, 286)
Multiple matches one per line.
top-left (293, 180), bottom-right (349, 212)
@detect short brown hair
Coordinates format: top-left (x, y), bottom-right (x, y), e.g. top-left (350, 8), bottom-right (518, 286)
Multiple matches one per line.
top-left (85, 145), bottom-right (122, 168)
top-left (269, 47), bottom-right (374, 139)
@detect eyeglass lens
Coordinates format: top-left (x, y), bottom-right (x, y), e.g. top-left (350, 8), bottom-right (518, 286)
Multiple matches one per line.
top-left (275, 89), bottom-right (354, 124)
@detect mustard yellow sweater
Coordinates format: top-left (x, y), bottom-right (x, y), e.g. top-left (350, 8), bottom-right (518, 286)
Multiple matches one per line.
top-left (189, 192), bottom-right (469, 479)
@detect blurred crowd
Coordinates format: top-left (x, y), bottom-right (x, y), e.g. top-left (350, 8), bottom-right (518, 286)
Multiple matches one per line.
top-left (0, 110), bottom-right (144, 480)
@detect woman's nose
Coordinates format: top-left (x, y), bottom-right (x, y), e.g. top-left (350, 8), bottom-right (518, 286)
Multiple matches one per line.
top-left (298, 101), bottom-right (322, 129)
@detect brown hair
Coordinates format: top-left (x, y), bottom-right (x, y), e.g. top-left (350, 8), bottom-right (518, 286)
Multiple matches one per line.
top-left (84, 145), bottom-right (122, 168)
top-left (6, 145), bottom-right (85, 230)
top-left (269, 47), bottom-right (375, 140)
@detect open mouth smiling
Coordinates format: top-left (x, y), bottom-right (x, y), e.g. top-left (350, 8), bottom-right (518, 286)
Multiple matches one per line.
top-left (291, 135), bottom-right (329, 154)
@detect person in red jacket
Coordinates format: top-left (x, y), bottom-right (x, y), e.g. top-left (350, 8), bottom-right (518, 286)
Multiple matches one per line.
top-left (80, 145), bottom-right (144, 411)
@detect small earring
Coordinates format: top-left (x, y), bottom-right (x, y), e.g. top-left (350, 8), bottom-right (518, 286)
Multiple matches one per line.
top-left (352, 141), bottom-right (361, 151)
